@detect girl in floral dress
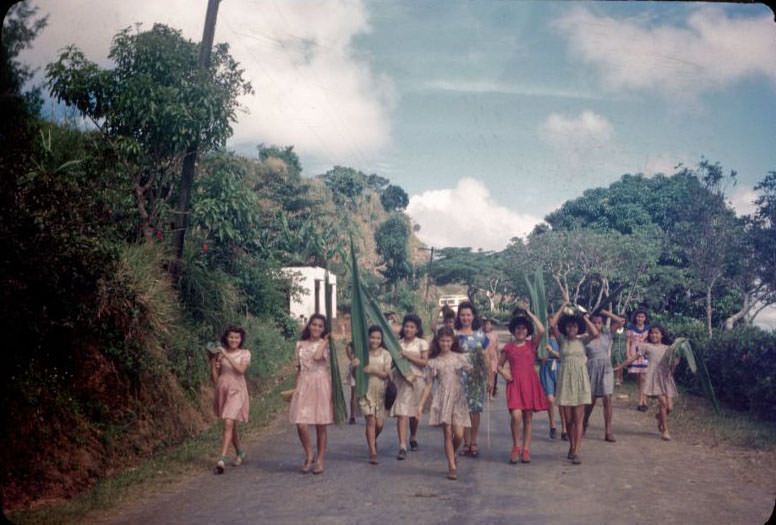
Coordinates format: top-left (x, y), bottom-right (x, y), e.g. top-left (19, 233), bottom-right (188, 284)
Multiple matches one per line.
top-left (626, 309), bottom-right (651, 411)
top-left (497, 311), bottom-right (548, 464)
top-left (288, 314), bottom-right (333, 475)
top-left (212, 325), bottom-right (251, 474)
top-left (351, 326), bottom-right (393, 464)
top-left (418, 327), bottom-right (471, 480)
top-left (392, 314), bottom-right (429, 459)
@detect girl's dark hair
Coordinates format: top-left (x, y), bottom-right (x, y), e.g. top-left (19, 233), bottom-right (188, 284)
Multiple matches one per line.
top-left (367, 324), bottom-right (385, 346)
top-left (509, 316), bottom-right (534, 336)
top-left (221, 325), bottom-right (246, 347)
top-left (631, 308), bottom-right (649, 324)
top-left (443, 309), bottom-right (456, 321)
top-left (400, 313), bottom-right (424, 339)
top-left (558, 314), bottom-right (586, 336)
top-left (454, 301), bottom-right (481, 330)
top-left (648, 324), bottom-right (672, 345)
top-left (301, 313), bottom-right (329, 340)
top-left (430, 326), bottom-right (461, 358)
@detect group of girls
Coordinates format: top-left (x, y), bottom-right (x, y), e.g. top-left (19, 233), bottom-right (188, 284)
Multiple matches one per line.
top-left (208, 301), bottom-right (679, 477)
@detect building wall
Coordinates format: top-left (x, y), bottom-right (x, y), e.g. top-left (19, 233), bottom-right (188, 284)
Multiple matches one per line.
top-left (282, 266), bottom-right (337, 322)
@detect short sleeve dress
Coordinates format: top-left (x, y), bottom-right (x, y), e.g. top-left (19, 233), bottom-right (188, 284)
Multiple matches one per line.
top-left (503, 339), bottom-right (549, 412)
top-left (358, 348), bottom-right (393, 418)
top-left (539, 337), bottom-right (561, 397)
top-left (556, 337), bottom-right (592, 407)
top-left (626, 324), bottom-right (650, 374)
top-left (586, 333), bottom-right (614, 397)
top-left (426, 352), bottom-right (472, 427)
top-left (458, 331), bottom-right (490, 413)
top-left (288, 339), bottom-right (334, 425)
top-left (391, 337), bottom-right (429, 417)
top-left (638, 342), bottom-right (678, 398)
top-left (213, 349), bottom-right (251, 422)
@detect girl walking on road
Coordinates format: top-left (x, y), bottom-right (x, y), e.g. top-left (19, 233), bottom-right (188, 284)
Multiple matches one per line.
top-left (392, 314), bottom-right (429, 459)
top-left (583, 309), bottom-right (626, 442)
top-left (615, 325), bottom-right (678, 441)
top-left (418, 327), bottom-right (472, 480)
top-left (212, 325), bottom-right (251, 474)
top-left (288, 314), bottom-right (333, 474)
top-left (626, 309), bottom-right (651, 411)
top-left (455, 301), bottom-right (494, 458)
top-left (550, 300), bottom-right (598, 465)
top-left (540, 334), bottom-right (567, 440)
top-left (351, 326), bottom-right (393, 464)
top-left (497, 311), bottom-right (548, 464)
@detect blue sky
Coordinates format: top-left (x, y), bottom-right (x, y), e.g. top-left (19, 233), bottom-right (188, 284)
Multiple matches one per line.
top-left (21, 0), bottom-right (776, 251)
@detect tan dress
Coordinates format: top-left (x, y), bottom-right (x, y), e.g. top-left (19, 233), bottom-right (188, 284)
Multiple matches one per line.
top-left (391, 337), bottom-right (429, 417)
top-left (213, 349), bottom-right (251, 422)
top-left (288, 340), bottom-right (334, 425)
top-left (638, 342), bottom-right (678, 398)
top-left (358, 348), bottom-right (393, 418)
top-left (426, 352), bottom-right (472, 427)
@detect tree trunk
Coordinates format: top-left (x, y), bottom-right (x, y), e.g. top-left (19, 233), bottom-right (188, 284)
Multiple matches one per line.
top-left (724, 292), bottom-right (752, 330)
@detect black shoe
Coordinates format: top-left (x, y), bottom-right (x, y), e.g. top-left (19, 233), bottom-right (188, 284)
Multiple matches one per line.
top-left (550, 428), bottom-right (557, 439)
top-left (571, 455), bottom-right (581, 465)
top-left (349, 417), bottom-right (356, 424)
top-left (561, 432), bottom-right (568, 441)
top-left (410, 439), bottom-right (419, 451)
top-left (397, 448), bottom-right (407, 460)
top-left (638, 404), bottom-right (648, 412)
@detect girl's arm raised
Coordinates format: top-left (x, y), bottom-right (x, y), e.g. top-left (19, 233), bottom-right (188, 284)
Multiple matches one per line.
top-left (583, 314), bottom-right (599, 339)
top-left (601, 309), bottom-right (626, 334)
top-left (613, 349), bottom-right (642, 371)
top-left (525, 309), bottom-right (546, 344)
top-left (548, 300), bottom-right (568, 340)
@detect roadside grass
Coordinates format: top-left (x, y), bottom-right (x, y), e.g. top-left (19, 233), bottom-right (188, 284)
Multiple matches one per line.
top-left (9, 365), bottom-right (296, 525)
top-left (614, 377), bottom-right (776, 450)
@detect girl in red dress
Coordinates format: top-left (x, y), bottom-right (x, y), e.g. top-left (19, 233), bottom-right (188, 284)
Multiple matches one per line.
top-left (496, 309), bottom-right (548, 464)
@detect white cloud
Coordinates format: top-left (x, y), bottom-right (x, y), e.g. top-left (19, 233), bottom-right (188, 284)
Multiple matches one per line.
top-left (641, 153), bottom-right (686, 177)
top-left (554, 6), bottom-right (776, 99)
top-left (418, 79), bottom-right (601, 100)
top-left (729, 187), bottom-right (759, 216)
top-left (539, 110), bottom-right (613, 153)
top-left (24, 0), bottom-right (395, 161)
top-left (406, 178), bottom-right (541, 251)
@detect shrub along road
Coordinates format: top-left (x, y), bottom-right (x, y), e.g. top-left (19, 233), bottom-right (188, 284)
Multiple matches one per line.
top-left (109, 384), bottom-right (774, 524)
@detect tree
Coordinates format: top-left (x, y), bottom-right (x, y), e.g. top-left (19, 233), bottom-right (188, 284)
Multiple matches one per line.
top-left (2, 2), bottom-right (47, 112)
top-left (380, 184), bottom-right (409, 212)
top-left (46, 24), bottom-right (252, 241)
top-left (374, 215), bottom-right (413, 287)
top-left (322, 166), bottom-right (365, 205)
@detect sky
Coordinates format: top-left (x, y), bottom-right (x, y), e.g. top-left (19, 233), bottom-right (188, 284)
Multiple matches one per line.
top-left (19, 0), bottom-right (776, 253)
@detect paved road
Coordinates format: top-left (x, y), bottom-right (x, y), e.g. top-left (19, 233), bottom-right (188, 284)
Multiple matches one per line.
top-left (110, 382), bottom-right (774, 525)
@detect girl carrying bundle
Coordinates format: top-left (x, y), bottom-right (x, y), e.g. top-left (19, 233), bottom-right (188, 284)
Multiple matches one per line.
top-left (392, 314), bottom-right (429, 459)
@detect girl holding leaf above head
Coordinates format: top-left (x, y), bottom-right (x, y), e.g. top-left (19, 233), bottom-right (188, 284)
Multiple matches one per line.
top-left (583, 309), bottom-right (626, 443)
top-left (455, 301), bottom-right (495, 458)
top-left (615, 324), bottom-right (678, 441)
top-left (351, 326), bottom-right (393, 464)
top-left (418, 327), bottom-right (472, 480)
top-left (497, 309), bottom-right (548, 464)
top-left (288, 314), bottom-right (333, 475)
top-left (392, 314), bottom-right (429, 459)
top-left (549, 297), bottom-right (598, 465)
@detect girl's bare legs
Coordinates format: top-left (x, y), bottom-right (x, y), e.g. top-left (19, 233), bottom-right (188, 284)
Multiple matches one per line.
top-left (230, 423), bottom-right (241, 454)
top-left (365, 415), bottom-right (377, 456)
top-left (573, 405), bottom-right (585, 454)
top-left (296, 424), bottom-right (313, 467)
top-left (397, 415), bottom-right (408, 451)
top-left (561, 406), bottom-right (574, 456)
top-left (583, 397), bottom-right (597, 433)
top-left (220, 419), bottom-right (235, 457)
top-left (638, 373), bottom-right (647, 406)
top-left (470, 413), bottom-right (481, 452)
top-left (560, 406), bottom-right (567, 434)
top-left (659, 396), bottom-right (671, 439)
top-left (349, 387), bottom-right (357, 422)
top-left (443, 424), bottom-right (456, 471)
top-left (510, 409), bottom-right (522, 448)
top-left (547, 394), bottom-right (556, 433)
top-left (615, 367), bottom-right (623, 385)
top-left (603, 395), bottom-right (613, 438)
top-left (409, 417), bottom-right (419, 445)
top-left (522, 412), bottom-right (534, 452)
top-left (314, 424), bottom-right (327, 468)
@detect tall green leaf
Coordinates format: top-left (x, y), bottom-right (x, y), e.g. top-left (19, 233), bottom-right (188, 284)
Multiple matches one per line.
top-left (525, 269), bottom-right (549, 359)
top-left (349, 238), bottom-right (370, 398)
top-left (665, 338), bottom-right (720, 414)
top-left (325, 273), bottom-right (347, 424)
top-left (359, 279), bottom-right (412, 379)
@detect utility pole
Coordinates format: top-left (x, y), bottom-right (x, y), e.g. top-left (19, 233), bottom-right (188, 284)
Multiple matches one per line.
top-left (173, 0), bottom-right (221, 274)
top-left (418, 246), bottom-right (434, 302)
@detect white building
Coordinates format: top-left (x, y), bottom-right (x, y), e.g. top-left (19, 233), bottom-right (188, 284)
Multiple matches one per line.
top-left (281, 266), bottom-right (337, 322)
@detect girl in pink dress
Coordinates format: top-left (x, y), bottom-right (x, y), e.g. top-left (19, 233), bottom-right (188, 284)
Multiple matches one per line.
top-left (212, 325), bottom-right (251, 474)
top-left (497, 310), bottom-right (548, 464)
top-left (288, 314), bottom-right (333, 475)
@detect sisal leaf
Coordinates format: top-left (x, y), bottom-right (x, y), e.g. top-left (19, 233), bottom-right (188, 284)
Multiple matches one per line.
top-left (665, 338), bottom-right (720, 414)
top-left (325, 272), bottom-right (347, 424)
top-left (349, 237), bottom-right (370, 399)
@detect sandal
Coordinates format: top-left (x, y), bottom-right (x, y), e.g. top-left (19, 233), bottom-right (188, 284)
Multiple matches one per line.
top-left (368, 454), bottom-right (379, 465)
top-left (397, 448), bottom-right (408, 460)
top-left (561, 432), bottom-right (569, 441)
top-left (410, 439), bottom-right (419, 451)
top-left (510, 446), bottom-right (521, 464)
top-left (312, 463), bottom-right (325, 475)
top-left (571, 455), bottom-right (581, 465)
top-left (550, 427), bottom-right (557, 439)
top-left (469, 444), bottom-right (480, 458)
top-left (447, 468), bottom-right (458, 480)
top-left (605, 434), bottom-right (616, 443)
top-left (232, 450), bottom-right (246, 466)
top-left (459, 444), bottom-right (471, 457)
top-left (661, 433), bottom-right (672, 441)
top-left (521, 449), bottom-right (531, 463)
top-left (215, 457), bottom-right (227, 474)
top-left (300, 457), bottom-right (314, 473)
top-left (638, 404), bottom-right (648, 412)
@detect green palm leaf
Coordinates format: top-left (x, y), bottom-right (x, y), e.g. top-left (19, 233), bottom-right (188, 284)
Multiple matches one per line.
top-left (665, 338), bottom-right (720, 414)
top-left (325, 271), bottom-right (347, 424)
top-left (524, 269), bottom-right (549, 359)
